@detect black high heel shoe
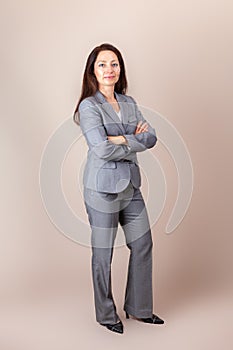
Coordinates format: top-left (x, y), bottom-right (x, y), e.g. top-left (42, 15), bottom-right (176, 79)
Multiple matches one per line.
top-left (100, 320), bottom-right (124, 334)
top-left (125, 311), bottom-right (164, 324)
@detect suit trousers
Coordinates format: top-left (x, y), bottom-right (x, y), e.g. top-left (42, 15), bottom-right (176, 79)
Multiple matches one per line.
top-left (83, 181), bottom-right (154, 325)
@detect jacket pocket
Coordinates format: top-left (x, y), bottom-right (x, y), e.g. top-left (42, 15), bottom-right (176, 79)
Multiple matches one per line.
top-left (102, 161), bottom-right (117, 169)
top-left (127, 115), bottom-right (137, 123)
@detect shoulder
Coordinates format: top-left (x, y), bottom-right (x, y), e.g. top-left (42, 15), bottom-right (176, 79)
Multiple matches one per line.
top-left (78, 96), bottom-right (98, 112)
top-left (117, 93), bottom-right (137, 105)
top-left (78, 93), bottom-right (138, 112)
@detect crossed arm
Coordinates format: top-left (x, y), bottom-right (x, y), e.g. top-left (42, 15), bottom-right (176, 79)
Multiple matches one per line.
top-left (108, 120), bottom-right (149, 145)
top-left (78, 96), bottom-right (157, 161)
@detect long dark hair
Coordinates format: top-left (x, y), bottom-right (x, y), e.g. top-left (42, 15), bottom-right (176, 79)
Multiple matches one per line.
top-left (73, 43), bottom-right (128, 125)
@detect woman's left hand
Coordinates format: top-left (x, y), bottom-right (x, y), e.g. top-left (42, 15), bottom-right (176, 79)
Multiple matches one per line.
top-left (134, 121), bottom-right (149, 134)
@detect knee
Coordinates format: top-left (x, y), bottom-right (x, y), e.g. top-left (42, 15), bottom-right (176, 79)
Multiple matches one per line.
top-left (127, 230), bottom-right (153, 257)
top-left (92, 247), bottom-right (113, 266)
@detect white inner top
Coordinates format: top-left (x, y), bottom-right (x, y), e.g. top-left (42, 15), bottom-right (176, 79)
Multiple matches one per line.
top-left (116, 109), bottom-right (122, 122)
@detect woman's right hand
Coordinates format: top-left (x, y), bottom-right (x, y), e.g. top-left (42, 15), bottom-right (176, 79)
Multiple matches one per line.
top-left (134, 121), bottom-right (149, 134)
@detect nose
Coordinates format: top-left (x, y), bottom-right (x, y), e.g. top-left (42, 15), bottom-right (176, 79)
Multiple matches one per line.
top-left (105, 64), bottom-right (114, 74)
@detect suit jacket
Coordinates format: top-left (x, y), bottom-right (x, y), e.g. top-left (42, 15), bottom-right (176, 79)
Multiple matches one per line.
top-left (77, 90), bottom-right (157, 193)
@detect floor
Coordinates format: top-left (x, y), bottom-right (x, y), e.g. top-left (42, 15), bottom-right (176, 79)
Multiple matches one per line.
top-left (1, 285), bottom-right (232, 350)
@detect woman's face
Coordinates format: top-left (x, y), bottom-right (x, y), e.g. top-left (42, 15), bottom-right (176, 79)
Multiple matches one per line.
top-left (94, 50), bottom-right (121, 90)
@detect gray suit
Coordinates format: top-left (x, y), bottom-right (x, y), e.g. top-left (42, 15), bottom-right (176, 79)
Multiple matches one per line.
top-left (78, 90), bottom-right (157, 325)
top-left (78, 90), bottom-right (157, 193)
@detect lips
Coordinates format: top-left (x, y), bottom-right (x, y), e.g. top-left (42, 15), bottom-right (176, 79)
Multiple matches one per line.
top-left (104, 76), bottom-right (114, 78)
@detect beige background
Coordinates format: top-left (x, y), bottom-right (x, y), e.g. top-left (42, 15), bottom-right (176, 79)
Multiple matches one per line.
top-left (1, 0), bottom-right (233, 349)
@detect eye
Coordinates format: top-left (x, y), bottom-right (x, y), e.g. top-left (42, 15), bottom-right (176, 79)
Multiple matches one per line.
top-left (98, 63), bottom-right (104, 67)
top-left (112, 63), bottom-right (118, 67)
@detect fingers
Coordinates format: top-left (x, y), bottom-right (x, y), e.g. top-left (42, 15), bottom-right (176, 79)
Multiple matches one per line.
top-left (107, 135), bottom-right (124, 145)
top-left (135, 121), bottom-right (148, 134)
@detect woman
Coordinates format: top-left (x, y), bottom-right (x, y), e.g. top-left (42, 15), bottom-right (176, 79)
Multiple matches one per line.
top-left (73, 43), bottom-right (164, 334)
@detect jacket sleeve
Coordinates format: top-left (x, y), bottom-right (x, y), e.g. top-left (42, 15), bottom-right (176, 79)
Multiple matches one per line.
top-left (123, 96), bottom-right (157, 152)
top-left (78, 99), bottom-right (132, 161)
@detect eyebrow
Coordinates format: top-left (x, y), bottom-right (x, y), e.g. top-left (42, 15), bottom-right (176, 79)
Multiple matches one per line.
top-left (96, 59), bottom-right (118, 63)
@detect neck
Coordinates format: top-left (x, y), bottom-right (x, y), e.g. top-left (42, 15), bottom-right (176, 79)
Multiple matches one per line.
top-left (98, 86), bottom-right (115, 101)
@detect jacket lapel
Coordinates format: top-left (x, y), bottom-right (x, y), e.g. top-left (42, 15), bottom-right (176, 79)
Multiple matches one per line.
top-left (94, 90), bottom-right (130, 133)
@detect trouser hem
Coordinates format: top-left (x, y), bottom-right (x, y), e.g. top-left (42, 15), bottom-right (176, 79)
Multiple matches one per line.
top-left (124, 304), bottom-right (153, 318)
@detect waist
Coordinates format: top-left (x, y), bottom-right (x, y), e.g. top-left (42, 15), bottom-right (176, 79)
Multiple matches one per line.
top-left (118, 159), bottom-right (135, 163)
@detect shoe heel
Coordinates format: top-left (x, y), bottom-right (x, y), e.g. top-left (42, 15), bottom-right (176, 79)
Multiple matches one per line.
top-left (125, 311), bottom-right (129, 319)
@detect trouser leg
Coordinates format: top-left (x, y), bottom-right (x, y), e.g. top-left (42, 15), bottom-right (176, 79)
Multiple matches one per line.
top-left (83, 188), bottom-right (120, 324)
top-left (119, 187), bottom-right (154, 318)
